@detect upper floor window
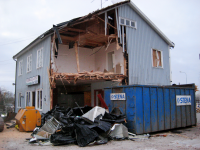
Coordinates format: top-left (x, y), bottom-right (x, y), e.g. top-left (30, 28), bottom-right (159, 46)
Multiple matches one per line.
top-left (152, 49), bottom-right (163, 68)
top-left (27, 54), bottom-right (32, 73)
top-left (37, 48), bottom-right (43, 68)
top-left (119, 17), bottom-right (137, 29)
top-left (18, 60), bottom-right (23, 76)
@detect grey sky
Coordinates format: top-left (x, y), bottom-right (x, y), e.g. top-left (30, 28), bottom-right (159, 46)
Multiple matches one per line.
top-left (0, 0), bottom-right (199, 93)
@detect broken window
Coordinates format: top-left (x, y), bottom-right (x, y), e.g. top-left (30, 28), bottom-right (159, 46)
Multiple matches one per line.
top-left (37, 48), bottom-right (43, 68)
top-left (26, 91), bottom-right (31, 106)
top-left (36, 90), bottom-right (42, 110)
top-left (27, 54), bottom-right (32, 72)
top-left (152, 49), bottom-right (163, 68)
top-left (18, 60), bottom-right (23, 76)
top-left (119, 17), bottom-right (137, 29)
top-left (18, 93), bottom-right (22, 107)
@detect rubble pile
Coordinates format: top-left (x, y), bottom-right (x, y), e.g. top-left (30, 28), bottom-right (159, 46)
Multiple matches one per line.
top-left (29, 105), bottom-right (128, 147)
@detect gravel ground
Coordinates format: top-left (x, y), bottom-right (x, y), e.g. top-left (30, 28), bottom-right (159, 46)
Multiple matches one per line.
top-left (0, 113), bottom-right (200, 150)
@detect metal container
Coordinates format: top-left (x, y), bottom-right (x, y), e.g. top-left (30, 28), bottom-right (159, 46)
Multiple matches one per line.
top-left (104, 84), bottom-right (196, 134)
top-left (15, 106), bottom-right (41, 132)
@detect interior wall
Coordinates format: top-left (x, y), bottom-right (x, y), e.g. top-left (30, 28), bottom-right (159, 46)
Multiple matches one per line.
top-left (54, 43), bottom-right (124, 74)
top-left (54, 44), bottom-right (95, 73)
top-left (94, 43), bottom-right (124, 74)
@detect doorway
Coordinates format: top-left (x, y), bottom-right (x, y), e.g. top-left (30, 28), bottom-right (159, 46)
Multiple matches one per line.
top-left (94, 89), bottom-right (104, 107)
top-left (32, 91), bottom-right (35, 107)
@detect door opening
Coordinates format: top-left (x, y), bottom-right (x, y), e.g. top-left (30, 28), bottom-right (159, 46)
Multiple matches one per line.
top-left (32, 91), bottom-right (35, 107)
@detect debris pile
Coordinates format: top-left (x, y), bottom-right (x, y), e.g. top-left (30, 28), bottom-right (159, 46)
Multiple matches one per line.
top-left (29, 105), bottom-right (129, 147)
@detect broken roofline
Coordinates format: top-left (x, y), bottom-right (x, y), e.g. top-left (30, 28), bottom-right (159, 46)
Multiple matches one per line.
top-left (13, 0), bottom-right (175, 59)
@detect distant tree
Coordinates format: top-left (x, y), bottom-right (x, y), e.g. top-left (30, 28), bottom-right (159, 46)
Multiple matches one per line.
top-left (0, 88), bottom-right (15, 113)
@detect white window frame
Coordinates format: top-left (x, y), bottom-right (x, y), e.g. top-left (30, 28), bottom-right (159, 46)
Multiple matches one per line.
top-left (27, 54), bottom-right (32, 73)
top-left (152, 49), bottom-right (163, 68)
top-left (18, 60), bottom-right (23, 76)
top-left (119, 17), bottom-right (137, 29)
top-left (36, 89), bottom-right (43, 110)
top-left (18, 92), bottom-right (22, 108)
top-left (37, 48), bottom-right (43, 69)
top-left (25, 91), bottom-right (31, 107)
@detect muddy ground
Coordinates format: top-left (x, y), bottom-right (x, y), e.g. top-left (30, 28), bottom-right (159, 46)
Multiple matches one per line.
top-left (0, 113), bottom-right (200, 150)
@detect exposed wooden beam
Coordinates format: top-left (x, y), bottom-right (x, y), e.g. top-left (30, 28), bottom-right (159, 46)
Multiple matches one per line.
top-left (67, 27), bottom-right (86, 33)
top-left (85, 39), bottom-right (104, 45)
top-left (95, 15), bottom-right (117, 30)
top-left (60, 35), bottom-right (76, 41)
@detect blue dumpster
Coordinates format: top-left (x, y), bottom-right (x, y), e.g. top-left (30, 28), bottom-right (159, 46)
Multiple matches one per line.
top-left (104, 84), bottom-right (196, 134)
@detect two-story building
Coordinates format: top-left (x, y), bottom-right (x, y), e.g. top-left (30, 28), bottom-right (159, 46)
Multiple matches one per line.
top-left (13, 0), bottom-right (175, 113)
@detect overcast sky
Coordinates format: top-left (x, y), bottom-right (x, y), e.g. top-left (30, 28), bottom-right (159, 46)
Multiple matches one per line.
top-left (0, 0), bottom-right (199, 94)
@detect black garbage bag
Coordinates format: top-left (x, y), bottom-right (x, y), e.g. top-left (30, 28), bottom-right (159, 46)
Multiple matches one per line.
top-left (75, 124), bottom-right (98, 147)
top-left (50, 133), bottom-right (76, 146)
top-left (102, 112), bottom-right (126, 123)
top-left (72, 106), bottom-right (93, 116)
top-left (88, 120), bottom-right (112, 133)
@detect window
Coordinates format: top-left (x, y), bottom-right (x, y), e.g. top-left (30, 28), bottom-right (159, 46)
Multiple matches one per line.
top-left (37, 48), bottom-right (43, 68)
top-left (26, 91), bottom-right (31, 106)
top-left (18, 93), bottom-right (22, 107)
top-left (27, 54), bottom-right (32, 72)
top-left (19, 60), bottom-right (23, 76)
top-left (119, 17), bottom-right (137, 29)
top-left (120, 18), bottom-right (125, 25)
top-left (152, 49), bottom-right (163, 68)
top-left (36, 90), bottom-right (42, 110)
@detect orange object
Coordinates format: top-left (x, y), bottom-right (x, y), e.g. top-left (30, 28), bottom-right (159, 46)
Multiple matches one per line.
top-left (15, 106), bottom-right (41, 132)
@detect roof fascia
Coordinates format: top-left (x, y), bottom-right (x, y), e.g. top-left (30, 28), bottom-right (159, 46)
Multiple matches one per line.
top-left (97, 3), bottom-right (128, 15)
top-left (128, 2), bottom-right (175, 47)
top-left (13, 32), bottom-right (53, 60)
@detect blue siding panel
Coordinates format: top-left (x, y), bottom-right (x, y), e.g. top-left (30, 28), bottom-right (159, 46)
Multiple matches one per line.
top-left (118, 5), bottom-right (171, 86)
top-left (15, 36), bottom-right (51, 113)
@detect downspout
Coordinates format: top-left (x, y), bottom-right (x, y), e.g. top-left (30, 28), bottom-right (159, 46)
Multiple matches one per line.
top-left (169, 45), bottom-right (172, 85)
top-left (14, 59), bottom-right (17, 113)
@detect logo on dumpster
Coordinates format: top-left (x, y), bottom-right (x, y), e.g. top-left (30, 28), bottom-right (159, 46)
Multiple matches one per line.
top-left (110, 93), bottom-right (126, 100)
top-left (176, 95), bottom-right (191, 106)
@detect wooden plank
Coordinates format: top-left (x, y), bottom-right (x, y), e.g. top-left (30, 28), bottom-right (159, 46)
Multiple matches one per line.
top-left (67, 27), bottom-right (85, 33)
top-left (95, 16), bottom-right (117, 30)
top-left (74, 42), bottom-right (80, 73)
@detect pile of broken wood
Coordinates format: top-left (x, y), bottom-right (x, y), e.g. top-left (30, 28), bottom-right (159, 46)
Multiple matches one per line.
top-left (53, 71), bottom-right (125, 84)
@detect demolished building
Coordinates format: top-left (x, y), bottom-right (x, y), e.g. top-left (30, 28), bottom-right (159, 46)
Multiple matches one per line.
top-left (13, 0), bottom-right (175, 113)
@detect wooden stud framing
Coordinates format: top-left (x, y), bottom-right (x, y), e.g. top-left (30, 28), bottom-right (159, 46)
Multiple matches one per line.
top-left (74, 42), bottom-right (80, 73)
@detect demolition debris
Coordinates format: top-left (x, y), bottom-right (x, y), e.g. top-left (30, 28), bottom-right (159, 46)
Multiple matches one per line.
top-left (29, 105), bottom-right (133, 147)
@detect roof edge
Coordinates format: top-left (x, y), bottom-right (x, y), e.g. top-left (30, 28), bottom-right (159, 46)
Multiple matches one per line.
top-left (13, 30), bottom-right (53, 60)
top-left (128, 1), bottom-right (175, 47)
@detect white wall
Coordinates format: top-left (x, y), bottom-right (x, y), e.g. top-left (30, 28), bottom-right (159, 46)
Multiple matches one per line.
top-left (54, 43), bottom-right (124, 74)
top-left (54, 44), bottom-right (95, 73)
top-left (94, 43), bottom-right (124, 74)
